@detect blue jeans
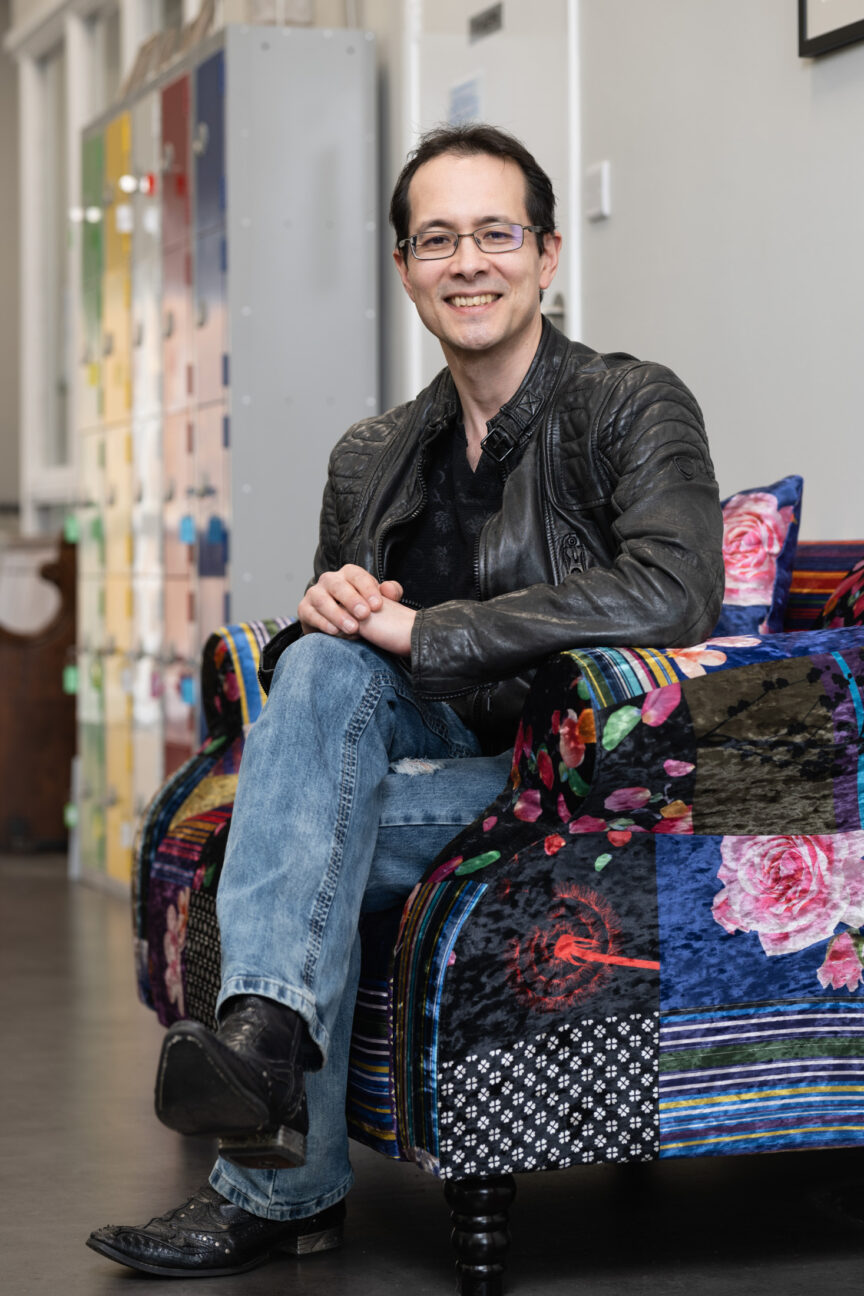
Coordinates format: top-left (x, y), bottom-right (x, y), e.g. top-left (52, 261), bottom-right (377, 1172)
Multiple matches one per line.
top-left (209, 634), bottom-right (511, 1220)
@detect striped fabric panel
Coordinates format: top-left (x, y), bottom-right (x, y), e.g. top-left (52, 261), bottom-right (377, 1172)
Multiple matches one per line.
top-left (784, 540), bottom-right (864, 631)
top-left (132, 740), bottom-right (227, 1009)
top-left (215, 618), bottom-right (292, 726)
top-left (658, 1001), bottom-right (864, 1157)
top-left (151, 806), bottom-right (233, 884)
top-left (564, 645), bottom-right (687, 709)
top-left (346, 977), bottom-right (400, 1158)
top-left (393, 876), bottom-right (487, 1161)
top-left (133, 740), bottom-right (226, 940)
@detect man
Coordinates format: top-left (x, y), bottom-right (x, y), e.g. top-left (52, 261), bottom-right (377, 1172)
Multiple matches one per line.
top-left (87, 124), bottom-right (724, 1277)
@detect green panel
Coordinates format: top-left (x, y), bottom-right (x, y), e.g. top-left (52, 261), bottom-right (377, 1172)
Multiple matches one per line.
top-left (78, 721), bottom-right (106, 874)
top-left (82, 132), bottom-right (104, 289)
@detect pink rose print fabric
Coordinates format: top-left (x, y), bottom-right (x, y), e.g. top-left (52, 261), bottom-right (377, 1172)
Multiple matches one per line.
top-left (712, 475), bottom-right (802, 636)
top-left (722, 491), bottom-right (796, 607)
top-left (713, 832), bottom-right (864, 958)
top-left (817, 932), bottom-right (864, 992)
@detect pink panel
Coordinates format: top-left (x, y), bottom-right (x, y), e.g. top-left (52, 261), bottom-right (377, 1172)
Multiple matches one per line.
top-left (162, 412), bottom-right (195, 579)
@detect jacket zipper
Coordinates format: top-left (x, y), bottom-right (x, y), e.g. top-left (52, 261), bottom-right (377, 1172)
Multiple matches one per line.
top-left (540, 413), bottom-right (562, 584)
top-left (374, 440), bottom-right (431, 581)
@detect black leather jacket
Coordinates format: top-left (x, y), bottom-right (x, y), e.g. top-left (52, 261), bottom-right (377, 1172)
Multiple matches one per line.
top-left (261, 319), bottom-right (725, 751)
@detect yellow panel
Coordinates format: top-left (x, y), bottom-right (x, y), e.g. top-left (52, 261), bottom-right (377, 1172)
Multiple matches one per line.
top-left (104, 428), bottom-right (134, 575)
top-left (102, 268), bottom-right (132, 424)
top-left (103, 112), bottom-right (132, 275)
top-left (104, 573), bottom-right (134, 654)
top-left (102, 112), bottom-right (133, 425)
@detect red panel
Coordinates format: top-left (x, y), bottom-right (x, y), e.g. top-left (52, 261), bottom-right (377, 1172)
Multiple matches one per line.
top-left (161, 75), bottom-right (190, 248)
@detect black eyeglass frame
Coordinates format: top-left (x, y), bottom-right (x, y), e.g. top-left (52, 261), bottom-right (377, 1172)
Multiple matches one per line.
top-left (397, 223), bottom-right (549, 261)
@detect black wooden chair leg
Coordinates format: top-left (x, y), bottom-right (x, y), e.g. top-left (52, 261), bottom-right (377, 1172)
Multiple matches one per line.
top-left (444, 1174), bottom-right (517, 1296)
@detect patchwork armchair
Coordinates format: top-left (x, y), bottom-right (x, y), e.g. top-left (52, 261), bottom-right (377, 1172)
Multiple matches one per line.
top-left (133, 541), bottom-right (864, 1295)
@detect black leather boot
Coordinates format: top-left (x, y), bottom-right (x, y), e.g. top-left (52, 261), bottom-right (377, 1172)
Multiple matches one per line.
top-left (86, 1183), bottom-right (345, 1276)
top-left (155, 995), bottom-right (310, 1168)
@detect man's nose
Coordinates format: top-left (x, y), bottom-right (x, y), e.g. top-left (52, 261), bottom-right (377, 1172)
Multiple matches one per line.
top-left (449, 233), bottom-right (486, 274)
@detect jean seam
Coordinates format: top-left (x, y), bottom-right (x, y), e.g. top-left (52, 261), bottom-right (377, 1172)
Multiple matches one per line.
top-left (301, 670), bottom-right (390, 994)
top-left (386, 671), bottom-right (478, 758)
top-left (210, 1162), bottom-right (354, 1220)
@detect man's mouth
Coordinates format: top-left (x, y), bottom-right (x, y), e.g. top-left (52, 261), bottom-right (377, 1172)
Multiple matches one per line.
top-left (447, 293), bottom-right (500, 308)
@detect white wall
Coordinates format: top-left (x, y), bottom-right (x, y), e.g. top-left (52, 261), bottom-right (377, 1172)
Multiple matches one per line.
top-left (579, 0), bottom-right (864, 539)
top-left (0, 0), bottom-right (20, 520)
top-left (412, 0), bottom-right (572, 394)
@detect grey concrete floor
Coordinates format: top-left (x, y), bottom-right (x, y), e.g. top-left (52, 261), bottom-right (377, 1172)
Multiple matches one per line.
top-left (2, 854), bottom-right (864, 1296)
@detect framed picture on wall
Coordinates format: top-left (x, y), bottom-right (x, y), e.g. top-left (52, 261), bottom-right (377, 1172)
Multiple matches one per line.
top-left (799, 0), bottom-right (864, 56)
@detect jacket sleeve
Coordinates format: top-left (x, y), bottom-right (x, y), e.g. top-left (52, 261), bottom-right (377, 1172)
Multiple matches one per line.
top-left (409, 363), bottom-right (726, 699)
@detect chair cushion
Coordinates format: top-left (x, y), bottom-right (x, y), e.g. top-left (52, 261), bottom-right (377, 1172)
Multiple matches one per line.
top-left (813, 554), bottom-right (864, 628)
top-left (712, 474), bottom-right (802, 636)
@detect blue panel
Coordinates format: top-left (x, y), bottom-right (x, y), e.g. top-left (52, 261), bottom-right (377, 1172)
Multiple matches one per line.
top-left (194, 228), bottom-right (227, 404)
top-left (194, 50), bottom-right (225, 234)
top-left (198, 515), bottom-right (228, 577)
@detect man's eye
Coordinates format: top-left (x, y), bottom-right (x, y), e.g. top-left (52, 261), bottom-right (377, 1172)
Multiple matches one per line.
top-left (482, 227), bottom-right (514, 243)
top-left (418, 233), bottom-right (452, 248)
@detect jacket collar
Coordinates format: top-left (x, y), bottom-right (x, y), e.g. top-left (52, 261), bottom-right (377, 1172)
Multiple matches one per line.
top-left (420, 315), bottom-right (570, 464)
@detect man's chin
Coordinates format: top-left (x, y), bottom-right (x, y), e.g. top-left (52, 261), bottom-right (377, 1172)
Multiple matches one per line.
top-left (437, 320), bottom-right (503, 356)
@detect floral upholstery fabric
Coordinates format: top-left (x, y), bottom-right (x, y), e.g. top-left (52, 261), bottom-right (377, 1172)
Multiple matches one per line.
top-left (712, 474), bottom-right (803, 636)
top-left (814, 555), bottom-right (864, 629)
top-left (135, 610), bottom-right (864, 1183)
top-left (391, 626), bottom-right (864, 1176)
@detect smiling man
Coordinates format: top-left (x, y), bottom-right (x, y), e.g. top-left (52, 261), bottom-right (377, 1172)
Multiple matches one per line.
top-left (87, 125), bottom-right (724, 1280)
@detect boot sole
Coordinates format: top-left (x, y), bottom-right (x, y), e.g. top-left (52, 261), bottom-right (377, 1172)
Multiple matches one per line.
top-left (85, 1223), bottom-right (343, 1277)
top-left (219, 1122), bottom-right (307, 1169)
top-left (155, 1027), bottom-right (271, 1136)
top-left (155, 1023), bottom-right (307, 1167)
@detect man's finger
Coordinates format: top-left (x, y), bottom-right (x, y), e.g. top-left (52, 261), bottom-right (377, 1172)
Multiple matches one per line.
top-left (341, 565), bottom-right (383, 610)
top-left (301, 586), bottom-right (359, 634)
top-left (379, 580), bottom-right (403, 603)
top-left (316, 573), bottom-right (372, 623)
top-left (319, 568), bottom-right (381, 618)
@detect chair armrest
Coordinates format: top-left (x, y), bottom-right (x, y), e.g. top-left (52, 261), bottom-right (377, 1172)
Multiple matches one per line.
top-left (417, 624), bottom-right (864, 887)
top-left (391, 625), bottom-right (864, 1171)
top-left (200, 618), bottom-right (293, 741)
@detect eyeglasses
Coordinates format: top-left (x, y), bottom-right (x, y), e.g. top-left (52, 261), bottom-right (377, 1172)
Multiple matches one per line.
top-left (398, 223), bottom-right (547, 260)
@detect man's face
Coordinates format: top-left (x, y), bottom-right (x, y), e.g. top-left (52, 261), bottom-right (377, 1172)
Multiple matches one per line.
top-left (394, 151), bottom-right (560, 363)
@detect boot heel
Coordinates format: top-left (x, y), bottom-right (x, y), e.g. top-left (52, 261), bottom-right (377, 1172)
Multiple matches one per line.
top-left (281, 1223), bottom-right (344, 1256)
top-left (218, 1124), bottom-right (307, 1169)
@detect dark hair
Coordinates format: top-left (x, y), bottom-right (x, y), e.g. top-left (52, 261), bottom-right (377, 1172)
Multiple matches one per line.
top-left (389, 123), bottom-right (557, 260)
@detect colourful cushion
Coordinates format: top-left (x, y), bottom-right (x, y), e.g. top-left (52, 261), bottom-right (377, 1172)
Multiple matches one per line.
top-left (712, 474), bottom-right (803, 636)
top-left (813, 555), bottom-right (864, 628)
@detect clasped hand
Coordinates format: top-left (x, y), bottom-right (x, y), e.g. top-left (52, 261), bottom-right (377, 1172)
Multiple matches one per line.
top-left (297, 565), bottom-right (416, 657)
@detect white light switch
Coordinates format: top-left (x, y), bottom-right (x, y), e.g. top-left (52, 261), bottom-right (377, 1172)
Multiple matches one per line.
top-left (584, 161), bottom-right (611, 222)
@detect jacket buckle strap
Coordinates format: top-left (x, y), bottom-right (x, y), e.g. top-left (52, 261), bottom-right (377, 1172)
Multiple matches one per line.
top-left (480, 424), bottom-right (518, 464)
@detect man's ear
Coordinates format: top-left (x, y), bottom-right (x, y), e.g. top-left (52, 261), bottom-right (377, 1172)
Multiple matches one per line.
top-left (539, 230), bottom-right (562, 292)
top-left (393, 246), bottom-right (416, 303)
